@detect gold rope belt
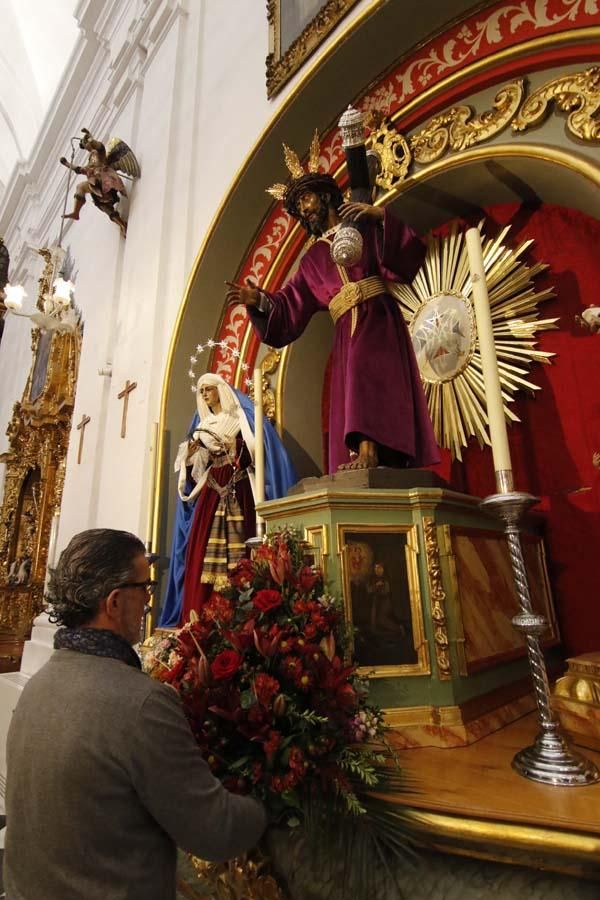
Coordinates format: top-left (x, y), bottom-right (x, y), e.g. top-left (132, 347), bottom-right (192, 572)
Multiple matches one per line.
top-left (328, 276), bottom-right (387, 325)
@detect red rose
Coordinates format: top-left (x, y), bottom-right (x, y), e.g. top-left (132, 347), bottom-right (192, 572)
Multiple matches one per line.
top-left (253, 589), bottom-right (282, 613)
top-left (210, 649), bottom-right (242, 681)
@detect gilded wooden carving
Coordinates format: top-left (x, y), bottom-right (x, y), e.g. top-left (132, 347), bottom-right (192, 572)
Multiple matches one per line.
top-left (370, 121), bottom-right (412, 192)
top-left (0, 248), bottom-right (81, 662)
top-left (410, 80), bottom-right (524, 163)
top-left (512, 66), bottom-right (600, 141)
top-left (423, 518), bottom-right (451, 680)
top-left (266, 0), bottom-right (360, 98)
top-left (370, 69), bottom-right (600, 193)
top-left (248, 348), bottom-right (282, 422)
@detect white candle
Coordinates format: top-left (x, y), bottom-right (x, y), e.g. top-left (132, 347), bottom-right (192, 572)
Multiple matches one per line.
top-left (465, 228), bottom-right (513, 491)
top-left (253, 368), bottom-right (265, 526)
top-left (44, 511), bottom-right (60, 591)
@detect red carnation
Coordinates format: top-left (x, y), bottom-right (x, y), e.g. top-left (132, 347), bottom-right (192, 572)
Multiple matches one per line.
top-left (230, 558), bottom-right (256, 589)
top-left (253, 589), bottom-right (282, 613)
top-left (201, 593), bottom-right (234, 625)
top-left (254, 673), bottom-right (280, 707)
top-left (210, 649), bottom-right (242, 681)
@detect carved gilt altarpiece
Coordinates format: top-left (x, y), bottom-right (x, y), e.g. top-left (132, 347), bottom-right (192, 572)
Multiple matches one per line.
top-left (0, 250), bottom-right (81, 670)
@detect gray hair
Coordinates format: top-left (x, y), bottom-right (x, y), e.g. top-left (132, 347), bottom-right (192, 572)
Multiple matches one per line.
top-left (47, 529), bottom-right (146, 628)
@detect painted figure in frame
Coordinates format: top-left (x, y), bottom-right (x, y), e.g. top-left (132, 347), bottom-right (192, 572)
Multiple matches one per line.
top-left (226, 133), bottom-right (439, 473)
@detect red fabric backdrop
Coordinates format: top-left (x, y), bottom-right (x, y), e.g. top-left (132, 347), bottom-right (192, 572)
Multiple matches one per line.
top-left (322, 204), bottom-right (600, 655)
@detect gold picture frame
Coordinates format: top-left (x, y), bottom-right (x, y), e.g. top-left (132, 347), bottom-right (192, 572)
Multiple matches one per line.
top-left (443, 525), bottom-right (559, 675)
top-left (303, 524), bottom-right (329, 580)
top-left (337, 523), bottom-right (430, 678)
top-left (266, 0), bottom-right (361, 98)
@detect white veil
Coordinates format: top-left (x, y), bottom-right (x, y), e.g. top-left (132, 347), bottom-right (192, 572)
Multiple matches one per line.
top-left (175, 373), bottom-right (256, 502)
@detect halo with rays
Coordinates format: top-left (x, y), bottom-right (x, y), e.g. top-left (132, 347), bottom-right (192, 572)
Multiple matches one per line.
top-left (388, 222), bottom-right (558, 460)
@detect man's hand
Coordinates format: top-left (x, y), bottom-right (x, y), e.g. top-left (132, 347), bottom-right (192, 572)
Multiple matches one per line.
top-left (225, 278), bottom-right (261, 308)
top-left (338, 202), bottom-right (384, 223)
top-left (59, 156), bottom-right (68, 167)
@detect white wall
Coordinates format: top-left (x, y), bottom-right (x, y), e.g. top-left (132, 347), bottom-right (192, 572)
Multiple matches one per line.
top-left (0, 0), bottom-right (374, 552)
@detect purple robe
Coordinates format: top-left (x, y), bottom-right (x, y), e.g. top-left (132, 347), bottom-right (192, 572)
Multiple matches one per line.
top-left (249, 209), bottom-right (440, 473)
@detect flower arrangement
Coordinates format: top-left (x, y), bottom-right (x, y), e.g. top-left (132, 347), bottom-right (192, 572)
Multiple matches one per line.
top-left (145, 527), bottom-right (394, 821)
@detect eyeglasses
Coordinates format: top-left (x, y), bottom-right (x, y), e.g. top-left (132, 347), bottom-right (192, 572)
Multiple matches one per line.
top-left (117, 579), bottom-right (157, 597)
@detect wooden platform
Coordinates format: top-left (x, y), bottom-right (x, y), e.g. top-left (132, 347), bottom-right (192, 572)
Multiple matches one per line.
top-left (389, 712), bottom-right (600, 878)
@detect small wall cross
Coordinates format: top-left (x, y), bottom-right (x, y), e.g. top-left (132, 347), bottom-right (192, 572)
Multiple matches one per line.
top-left (117, 380), bottom-right (137, 438)
top-left (76, 414), bottom-right (91, 464)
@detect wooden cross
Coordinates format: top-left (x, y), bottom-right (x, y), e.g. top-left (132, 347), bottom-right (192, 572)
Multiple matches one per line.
top-left (76, 414), bottom-right (91, 464)
top-left (117, 380), bottom-right (137, 438)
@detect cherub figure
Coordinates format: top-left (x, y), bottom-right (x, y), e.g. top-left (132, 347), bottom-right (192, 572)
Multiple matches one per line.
top-left (60, 129), bottom-right (140, 238)
top-left (575, 305), bottom-right (600, 334)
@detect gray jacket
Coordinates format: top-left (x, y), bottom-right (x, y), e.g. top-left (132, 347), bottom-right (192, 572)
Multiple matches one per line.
top-left (4, 649), bottom-right (267, 900)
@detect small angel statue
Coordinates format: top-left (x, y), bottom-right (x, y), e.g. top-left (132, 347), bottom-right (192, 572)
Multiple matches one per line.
top-left (575, 304), bottom-right (600, 334)
top-left (59, 128), bottom-right (141, 238)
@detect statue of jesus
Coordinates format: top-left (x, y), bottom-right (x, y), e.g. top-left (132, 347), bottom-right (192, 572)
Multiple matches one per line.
top-left (226, 146), bottom-right (439, 472)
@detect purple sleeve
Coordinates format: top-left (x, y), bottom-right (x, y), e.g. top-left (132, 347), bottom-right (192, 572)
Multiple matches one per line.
top-left (377, 208), bottom-right (426, 283)
top-left (247, 263), bottom-right (320, 348)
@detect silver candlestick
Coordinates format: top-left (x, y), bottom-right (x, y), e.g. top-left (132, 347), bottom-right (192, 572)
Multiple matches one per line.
top-left (481, 475), bottom-right (599, 786)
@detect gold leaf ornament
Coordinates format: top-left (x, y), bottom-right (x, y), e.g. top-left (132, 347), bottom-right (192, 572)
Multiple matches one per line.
top-left (410, 80), bottom-right (524, 164)
top-left (512, 66), bottom-right (600, 141)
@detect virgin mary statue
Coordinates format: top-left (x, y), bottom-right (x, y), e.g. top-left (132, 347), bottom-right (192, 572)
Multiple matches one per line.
top-left (158, 373), bottom-right (296, 626)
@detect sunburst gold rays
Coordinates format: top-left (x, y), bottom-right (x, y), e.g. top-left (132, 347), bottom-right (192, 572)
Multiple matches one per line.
top-left (389, 222), bottom-right (558, 460)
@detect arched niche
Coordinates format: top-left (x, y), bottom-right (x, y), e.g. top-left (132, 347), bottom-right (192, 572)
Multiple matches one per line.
top-left (154, 0), bottom-right (600, 591)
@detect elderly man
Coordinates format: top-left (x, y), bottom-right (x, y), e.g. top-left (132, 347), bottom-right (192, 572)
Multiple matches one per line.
top-left (4, 528), bottom-right (266, 900)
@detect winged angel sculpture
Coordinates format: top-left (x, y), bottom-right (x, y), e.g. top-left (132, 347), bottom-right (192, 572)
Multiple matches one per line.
top-left (60, 129), bottom-right (141, 238)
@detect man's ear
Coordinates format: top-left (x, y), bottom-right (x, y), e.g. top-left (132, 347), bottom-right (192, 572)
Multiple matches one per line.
top-left (104, 589), bottom-right (122, 620)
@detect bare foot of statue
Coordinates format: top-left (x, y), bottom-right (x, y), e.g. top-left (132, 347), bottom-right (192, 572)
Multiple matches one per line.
top-left (338, 440), bottom-right (378, 470)
top-left (62, 212), bottom-right (80, 221)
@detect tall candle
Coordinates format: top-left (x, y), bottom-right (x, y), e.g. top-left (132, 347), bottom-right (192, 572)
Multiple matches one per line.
top-left (253, 368), bottom-right (265, 529)
top-left (465, 227), bottom-right (513, 492)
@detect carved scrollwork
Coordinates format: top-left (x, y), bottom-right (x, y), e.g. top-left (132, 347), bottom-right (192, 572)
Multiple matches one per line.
top-left (190, 849), bottom-right (284, 899)
top-left (370, 121), bottom-right (411, 191)
top-left (0, 318), bottom-right (81, 659)
top-left (512, 66), bottom-right (600, 141)
top-left (410, 79), bottom-right (524, 163)
top-left (248, 348), bottom-right (282, 422)
top-left (423, 518), bottom-right (451, 680)
top-left (261, 347), bottom-right (281, 421)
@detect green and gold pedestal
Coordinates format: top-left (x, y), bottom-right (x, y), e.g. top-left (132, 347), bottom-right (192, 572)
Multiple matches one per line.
top-left (258, 470), bottom-right (559, 748)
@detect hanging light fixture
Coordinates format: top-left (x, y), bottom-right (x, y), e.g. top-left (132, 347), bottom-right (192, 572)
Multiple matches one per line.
top-left (4, 251), bottom-right (78, 333)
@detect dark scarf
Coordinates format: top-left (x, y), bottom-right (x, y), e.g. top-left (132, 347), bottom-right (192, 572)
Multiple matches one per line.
top-left (54, 627), bottom-right (141, 669)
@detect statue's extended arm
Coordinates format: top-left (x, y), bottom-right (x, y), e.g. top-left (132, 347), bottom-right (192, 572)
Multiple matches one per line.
top-left (59, 157), bottom-right (84, 175)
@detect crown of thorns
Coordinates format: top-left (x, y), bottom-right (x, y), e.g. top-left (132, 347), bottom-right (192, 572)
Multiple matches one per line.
top-left (267, 130), bottom-right (341, 217)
